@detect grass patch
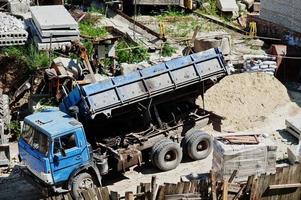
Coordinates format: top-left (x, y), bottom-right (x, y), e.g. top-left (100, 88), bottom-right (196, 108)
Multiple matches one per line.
top-left (9, 120), bottom-right (21, 139)
top-left (0, 44), bottom-right (50, 70)
top-left (79, 22), bottom-right (108, 38)
top-left (116, 40), bottom-right (149, 64)
top-left (161, 43), bottom-right (176, 57)
top-left (88, 5), bottom-right (105, 14)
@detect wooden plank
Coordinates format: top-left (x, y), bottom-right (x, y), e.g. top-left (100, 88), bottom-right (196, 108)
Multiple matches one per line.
top-left (222, 181), bottom-right (229, 200)
top-left (111, 191), bottom-right (119, 200)
top-left (175, 182), bottom-right (184, 194)
top-left (155, 185), bottom-right (165, 200)
top-left (211, 171), bottom-right (217, 200)
top-left (151, 176), bottom-right (157, 200)
top-left (232, 185), bottom-right (246, 200)
top-left (169, 184), bottom-right (177, 195)
top-left (183, 182), bottom-right (191, 193)
top-left (165, 193), bottom-right (201, 200)
top-left (101, 187), bottom-right (111, 200)
top-left (88, 188), bottom-right (98, 200)
top-left (82, 190), bottom-right (92, 200)
top-left (63, 193), bottom-right (72, 200)
top-left (245, 175), bottom-right (254, 194)
top-left (125, 192), bottom-right (134, 200)
top-left (164, 183), bottom-right (172, 195)
top-left (144, 183), bottom-right (151, 192)
top-left (228, 183), bottom-right (241, 193)
top-left (189, 181), bottom-right (196, 193)
top-left (269, 183), bottom-right (301, 190)
top-left (228, 170), bottom-right (238, 183)
top-left (95, 188), bottom-right (103, 200)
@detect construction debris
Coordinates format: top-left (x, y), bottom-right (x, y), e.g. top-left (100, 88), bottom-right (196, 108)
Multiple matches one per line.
top-left (29, 5), bottom-right (79, 50)
top-left (243, 55), bottom-right (277, 74)
top-left (194, 32), bottom-right (231, 55)
top-left (0, 13), bottom-right (28, 46)
top-left (212, 134), bottom-right (277, 182)
top-left (200, 72), bottom-right (291, 131)
top-left (286, 113), bottom-right (301, 139)
top-left (216, 0), bottom-right (239, 12)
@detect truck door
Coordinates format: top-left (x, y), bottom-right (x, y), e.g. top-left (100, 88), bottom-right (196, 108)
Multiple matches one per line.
top-left (50, 131), bottom-right (83, 183)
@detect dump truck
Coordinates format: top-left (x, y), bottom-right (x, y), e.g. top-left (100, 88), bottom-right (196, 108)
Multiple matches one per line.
top-left (18, 48), bottom-right (228, 198)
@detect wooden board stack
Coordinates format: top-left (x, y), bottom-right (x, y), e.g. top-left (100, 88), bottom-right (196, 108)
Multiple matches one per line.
top-left (212, 134), bottom-right (277, 182)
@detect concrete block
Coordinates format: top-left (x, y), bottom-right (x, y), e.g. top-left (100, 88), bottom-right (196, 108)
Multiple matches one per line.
top-left (216, 0), bottom-right (239, 12)
top-left (30, 5), bottom-right (78, 30)
top-left (9, 0), bottom-right (30, 15)
top-left (253, 2), bottom-right (261, 12)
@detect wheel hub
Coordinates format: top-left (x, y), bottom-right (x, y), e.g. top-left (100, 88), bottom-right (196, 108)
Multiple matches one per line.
top-left (79, 178), bottom-right (94, 189)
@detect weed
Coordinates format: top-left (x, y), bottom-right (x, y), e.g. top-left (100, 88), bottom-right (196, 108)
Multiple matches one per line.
top-left (161, 43), bottom-right (176, 57)
top-left (82, 13), bottom-right (102, 25)
top-left (116, 40), bottom-right (149, 63)
top-left (79, 22), bottom-right (108, 37)
top-left (0, 44), bottom-right (50, 70)
top-left (82, 39), bottom-right (94, 56)
top-left (88, 5), bottom-right (105, 14)
top-left (9, 120), bottom-right (21, 139)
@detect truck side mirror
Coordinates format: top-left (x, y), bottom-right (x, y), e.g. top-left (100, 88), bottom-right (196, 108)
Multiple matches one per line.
top-left (60, 147), bottom-right (66, 157)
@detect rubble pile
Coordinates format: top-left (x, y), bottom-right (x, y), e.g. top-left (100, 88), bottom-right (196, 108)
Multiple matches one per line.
top-left (198, 72), bottom-right (290, 130)
top-left (29, 5), bottom-right (79, 50)
top-left (0, 13), bottom-right (28, 46)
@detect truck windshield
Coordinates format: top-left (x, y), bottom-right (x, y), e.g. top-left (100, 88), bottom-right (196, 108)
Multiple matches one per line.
top-left (21, 123), bottom-right (49, 156)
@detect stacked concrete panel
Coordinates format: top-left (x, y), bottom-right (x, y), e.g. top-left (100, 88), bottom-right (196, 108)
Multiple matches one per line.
top-left (260, 0), bottom-right (301, 33)
top-left (29, 5), bottom-right (80, 50)
top-left (212, 134), bottom-right (277, 182)
top-left (0, 13), bottom-right (28, 46)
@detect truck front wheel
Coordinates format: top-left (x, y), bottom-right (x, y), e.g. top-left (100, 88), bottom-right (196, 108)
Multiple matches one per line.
top-left (152, 141), bottom-right (182, 171)
top-left (71, 172), bottom-right (96, 199)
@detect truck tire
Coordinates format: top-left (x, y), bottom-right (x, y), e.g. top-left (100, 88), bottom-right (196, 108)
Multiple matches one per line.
top-left (71, 172), bottom-right (96, 199)
top-left (152, 141), bottom-right (182, 171)
top-left (150, 139), bottom-right (173, 165)
top-left (185, 132), bottom-right (212, 160)
top-left (181, 129), bottom-right (202, 148)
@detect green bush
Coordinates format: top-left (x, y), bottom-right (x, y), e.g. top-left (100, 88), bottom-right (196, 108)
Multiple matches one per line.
top-left (116, 40), bottom-right (149, 63)
top-left (161, 43), bottom-right (176, 57)
top-left (79, 22), bottom-right (108, 37)
top-left (9, 120), bottom-right (21, 139)
top-left (0, 44), bottom-right (50, 70)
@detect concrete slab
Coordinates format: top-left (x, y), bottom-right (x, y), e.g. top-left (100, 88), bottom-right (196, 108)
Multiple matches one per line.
top-left (35, 41), bottom-right (72, 51)
top-left (29, 20), bottom-right (79, 42)
top-left (30, 5), bottom-right (78, 30)
top-left (29, 19), bottom-right (79, 37)
top-left (216, 0), bottom-right (239, 12)
top-left (0, 39), bottom-right (26, 46)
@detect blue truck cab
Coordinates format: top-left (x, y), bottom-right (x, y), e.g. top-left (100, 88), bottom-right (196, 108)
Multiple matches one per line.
top-left (18, 109), bottom-right (103, 197)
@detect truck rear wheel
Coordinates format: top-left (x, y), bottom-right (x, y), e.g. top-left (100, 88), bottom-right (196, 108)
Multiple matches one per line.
top-left (185, 132), bottom-right (212, 160)
top-left (71, 172), bottom-right (96, 199)
top-left (150, 139), bottom-right (173, 165)
top-left (152, 141), bottom-right (182, 171)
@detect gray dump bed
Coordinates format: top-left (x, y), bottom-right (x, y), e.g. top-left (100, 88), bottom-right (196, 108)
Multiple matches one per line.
top-left (60, 48), bottom-right (228, 118)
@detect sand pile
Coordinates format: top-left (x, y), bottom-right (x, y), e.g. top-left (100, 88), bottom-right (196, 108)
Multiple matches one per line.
top-left (197, 72), bottom-right (291, 130)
